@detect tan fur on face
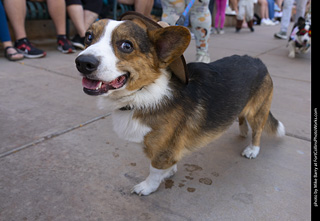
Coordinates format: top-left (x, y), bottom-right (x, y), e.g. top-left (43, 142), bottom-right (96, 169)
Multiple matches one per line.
top-left (85, 19), bottom-right (109, 47)
top-left (111, 20), bottom-right (190, 92)
top-left (112, 21), bottom-right (161, 92)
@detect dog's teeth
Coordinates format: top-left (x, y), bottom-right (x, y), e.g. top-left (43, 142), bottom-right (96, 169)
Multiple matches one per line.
top-left (95, 82), bottom-right (102, 90)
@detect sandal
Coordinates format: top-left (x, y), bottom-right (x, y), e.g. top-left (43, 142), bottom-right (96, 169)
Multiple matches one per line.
top-left (4, 46), bottom-right (24, 61)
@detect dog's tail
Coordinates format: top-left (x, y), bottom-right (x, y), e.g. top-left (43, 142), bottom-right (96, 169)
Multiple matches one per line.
top-left (264, 112), bottom-right (286, 137)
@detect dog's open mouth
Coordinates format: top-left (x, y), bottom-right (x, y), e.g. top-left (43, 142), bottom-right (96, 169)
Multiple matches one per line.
top-left (82, 74), bottom-right (128, 96)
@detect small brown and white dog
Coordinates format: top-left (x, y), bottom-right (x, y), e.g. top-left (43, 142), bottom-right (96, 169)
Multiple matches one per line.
top-left (75, 12), bottom-right (285, 196)
top-left (288, 17), bottom-right (311, 58)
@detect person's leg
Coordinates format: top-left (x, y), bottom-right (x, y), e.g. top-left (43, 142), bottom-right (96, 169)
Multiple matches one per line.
top-left (161, 0), bottom-right (184, 25)
top-left (236, 2), bottom-right (245, 32)
top-left (246, 2), bottom-right (255, 31)
top-left (47, 0), bottom-right (66, 35)
top-left (190, 0), bottom-right (211, 62)
top-left (280, 0), bottom-right (294, 33)
top-left (219, 0), bottom-right (227, 29)
top-left (1, 1), bottom-right (24, 60)
top-left (67, 4), bottom-right (86, 37)
top-left (209, 0), bottom-right (215, 14)
top-left (267, 0), bottom-right (275, 20)
top-left (294, 0), bottom-right (308, 23)
top-left (119, 0), bottom-right (154, 17)
top-left (0, 0), bottom-right (11, 42)
top-left (82, 0), bottom-right (102, 29)
top-left (135, 0), bottom-right (154, 17)
top-left (3, 0), bottom-right (27, 40)
top-left (215, 0), bottom-right (221, 28)
top-left (229, 0), bottom-right (238, 13)
top-left (4, 0), bottom-right (46, 58)
top-left (48, 0), bottom-right (75, 53)
top-left (258, 0), bottom-right (268, 19)
top-left (83, 10), bottom-right (99, 30)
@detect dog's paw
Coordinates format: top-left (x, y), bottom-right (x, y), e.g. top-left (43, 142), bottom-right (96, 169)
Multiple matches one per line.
top-left (242, 145), bottom-right (260, 159)
top-left (131, 180), bottom-right (159, 196)
top-left (131, 164), bottom-right (178, 196)
top-left (165, 164), bottom-right (177, 178)
top-left (288, 52), bottom-right (295, 58)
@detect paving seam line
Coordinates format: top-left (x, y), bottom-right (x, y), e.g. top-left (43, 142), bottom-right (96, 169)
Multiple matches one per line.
top-left (1, 118), bottom-right (310, 159)
top-left (0, 113), bottom-right (111, 159)
top-left (17, 61), bottom-right (80, 80)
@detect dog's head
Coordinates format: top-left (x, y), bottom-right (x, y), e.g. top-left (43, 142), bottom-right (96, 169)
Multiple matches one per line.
top-left (75, 12), bottom-right (190, 107)
top-left (293, 17), bottom-right (311, 47)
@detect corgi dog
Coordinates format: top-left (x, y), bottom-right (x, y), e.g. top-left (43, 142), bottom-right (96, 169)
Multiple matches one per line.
top-left (75, 12), bottom-right (285, 196)
top-left (288, 17), bottom-right (311, 58)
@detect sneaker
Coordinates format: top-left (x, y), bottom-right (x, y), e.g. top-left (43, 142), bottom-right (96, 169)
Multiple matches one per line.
top-left (272, 19), bottom-right (280, 25)
top-left (261, 18), bottom-right (275, 26)
top-left (15, 38), bottom-right (46, 58)
top-left (219, 29), bottom-right (225, 34)
top-left (190, 31), bottom-right (195, 40)
top-left (274, 31), bottom-right (287, 40)
top-left (57, 35), bottom-right (76, 54)
top-left (225, 6), bottom-right (236, 15)
top-left (71, 34), bottom-right (85, 50)
top-left (196, 51), bottom-right (210, 63)
top-left (274, 11), bottom-right (282, 18)
top-left (212, 27), bottom-right (220, 34)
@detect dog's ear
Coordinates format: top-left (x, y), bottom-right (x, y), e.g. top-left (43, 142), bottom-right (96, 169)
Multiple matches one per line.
top-left (120, 11), bottom-right (190, 84)
top-left (148, 26), bottom-right (191, 68)
top-left (297, 17), bottom-right (306, 28)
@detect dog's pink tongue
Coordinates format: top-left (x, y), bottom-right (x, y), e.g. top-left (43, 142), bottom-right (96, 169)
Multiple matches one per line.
top-left (110, 75), bottom-right (126, 89)
top-left (82, 77), bottom-right (101, 89)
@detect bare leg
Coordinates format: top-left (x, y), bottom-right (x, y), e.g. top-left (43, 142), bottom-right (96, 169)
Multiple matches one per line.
top-left (229, 0), bottom-right (238, 14)
top-left (67, 5), bottom-right (98, 37)
top-left (83, 10), bottom-right (99, 31)
top-left (67, 4), bottom-right (86, 37)
top-left (3, 0), bottom-right (27, 40)
top-left (135, 0), bottom-right (154, 18)
top-left (118, 0), bottom-right (154, 17)
top-left (47, 0), bottom-right (66, 35)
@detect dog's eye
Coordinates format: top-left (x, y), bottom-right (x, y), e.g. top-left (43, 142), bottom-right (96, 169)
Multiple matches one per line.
top-left (85, 31), bottom-right (94, 45)
top-left (117, 40), bottom-right (133, 53)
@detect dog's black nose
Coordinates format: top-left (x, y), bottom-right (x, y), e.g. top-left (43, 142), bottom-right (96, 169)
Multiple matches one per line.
top-left (75, 55), bottom-right (99, 75)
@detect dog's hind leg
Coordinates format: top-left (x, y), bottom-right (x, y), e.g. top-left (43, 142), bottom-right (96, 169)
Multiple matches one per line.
top-left (241, 74), bottom-right (273, 159)
top-left (239, 116), bottom-right (249, 138)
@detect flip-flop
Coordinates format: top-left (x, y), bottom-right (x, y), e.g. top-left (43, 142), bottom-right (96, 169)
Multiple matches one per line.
top-left (4, 46), bottom-right (24, 61)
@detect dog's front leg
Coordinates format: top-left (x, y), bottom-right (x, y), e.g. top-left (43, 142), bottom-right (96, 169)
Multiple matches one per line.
top-left (288, 41), bottom-right (296, 58)
top-left (131, 164), bottom-right (177, 196)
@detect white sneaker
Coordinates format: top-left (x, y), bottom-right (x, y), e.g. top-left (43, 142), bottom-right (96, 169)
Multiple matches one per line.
top-left (196, 51), bottom-right (210, 63)
top-left (274, 11), bottom-right (282, 18)
top-left (268, 19), bottom-right (276, 25)
top-left (261, 18), bottom-right (276, 26)
top-left (225, 6), bottom-right (236, 15)
top-left (190, 31), bottom-right (195, 40)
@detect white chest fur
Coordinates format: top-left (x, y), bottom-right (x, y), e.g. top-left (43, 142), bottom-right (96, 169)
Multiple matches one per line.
top-left (112, 109), bottom-right (151, 143)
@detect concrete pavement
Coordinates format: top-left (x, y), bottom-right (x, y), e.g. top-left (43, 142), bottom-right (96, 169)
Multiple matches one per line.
top-left (0, 23), bottom-right (311, 221)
